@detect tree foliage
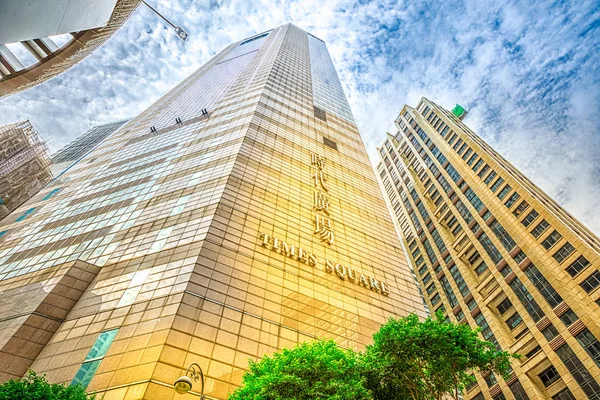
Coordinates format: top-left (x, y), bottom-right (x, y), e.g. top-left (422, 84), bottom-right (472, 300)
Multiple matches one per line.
top-left (229, 313), bottom-right (518, 400)
top-left (0, 370), bottom-right (93, 400)
top-left (362, 313), bottom-right (517, 400)
top-left (228, 340), bottom-right (372, 400)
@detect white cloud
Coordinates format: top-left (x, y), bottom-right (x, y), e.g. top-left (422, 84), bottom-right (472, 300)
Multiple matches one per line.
top-left (0, 0), bottom-right (598, 234)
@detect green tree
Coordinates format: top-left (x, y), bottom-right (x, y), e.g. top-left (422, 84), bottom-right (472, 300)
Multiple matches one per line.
top-left (228, 340), bottom-right (372, 400)
top-left (362, 313), bottom-right (517, 400)
top-left (0, 370), bottom-right (92, 400)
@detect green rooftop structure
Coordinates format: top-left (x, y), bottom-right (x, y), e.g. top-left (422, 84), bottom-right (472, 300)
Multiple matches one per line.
top-left (451, 104), bottom-right (468, 120)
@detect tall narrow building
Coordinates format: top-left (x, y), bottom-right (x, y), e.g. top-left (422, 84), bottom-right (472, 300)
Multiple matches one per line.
top-left (0, 25), bottom-right (425, 399)
top-left (377, 97), bottom-right (600, 400)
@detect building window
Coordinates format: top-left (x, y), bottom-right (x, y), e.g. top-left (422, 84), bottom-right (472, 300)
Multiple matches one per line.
top-left (499, 264), bottom-right (512, 277)
top-left (440, 276), bottom-right (458, 307)
top-left (566, 256), bottom-right (590, 277)
top-left (559, 309), bottom-right (578, 327)
top-left (490, 220), bottom-right (517, 252)
top-left (542, 324), bottom-right (559, 341)
top-left (523, 263), bottom-right (563, 308)
top-left (484, 372), bottom-right (497, 387)
top-left (506, 312), bottom-right (523, 330)
top-left (522, 210), bottom-right (539, 227)
top-left (525, 345), bottom-right (542, 359)
top-left (323, 136), bottom-right (337, 150)
top-left (580, 270), bottom-right (600, 294)
top-left (497, 298), bottom-right (513, 315)
top-left (541, 230), bottom-right (562, 250)
top-left (423, 273), bottom-right (432, 285)
top-left (72, 329), bottom-right (119, 388)
top-left (552, 388), bottom-right (576, 400)
top-left (538, 366), bottom-right (560, 387)
top-left (513, 200), bottom-right (529, 217)
top-left (513, 250), bottom-right (527, 264)
top-left (478, 164), bottom-right (490, 178)
top-left (455, 309), bottom-right (465, 322)
top-left (464, 188), bottom-right (484, 212)
top-left (505, 192), bottom-right (520, 208)
top-left (509, 380), bottom-right (530, 400)
top-left (472, 159), bottom-right (484, 172)
top-left (471, 393), bottom-right (485, 400)
top-left (478, 233), bottom-right (503, 264)
top-left (575, 329), bottom-right (600, 367)
top-left (0, 230), bottom-right (7, 239)
top-left (475, 262), bottom-right (488, 275)
top-left (509, 277), bottom-right (545, 322)
top-left (484, 170), bottom-right (497, 185)
top-left (423, 239), bottom-right (437, 264)
top-left (15, 207), bottom-right (36, 222)
top-left (42, 187), bottom-right (61, 200)
top-left (474, 312), bottom-right (498, 346)
top-left (431, 293), bottom-right (441, 306)
top-left (467, 153), bottom-right (478, 166)
top-left (239, 32), bottom-right (269, 45)
top-left (555, 344), bottom-right (600, 398)
top-left (314, 105), bottom-right (327, 121)
top-left (531, 219), bottom-right (550, 238)
top-left (449, 265), bottom-right (470, 296)
top-left (467, 298), bottom-right (477, 311)
top-left (553, 242), bottom-right (575, 264)
top-left (497, 184), bottom-right (512, 200)
top-left (426, 283), bottom-right (436, 295)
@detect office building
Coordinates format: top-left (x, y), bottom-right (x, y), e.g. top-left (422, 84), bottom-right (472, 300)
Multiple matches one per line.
top-left (0, 120), bottom-right (53, 222)
top-left (51, 118), bottom-right (130, 176)
top-left (0, 24), bottom-right (425, 399)
top-left (377, 97), bottom-right (600, 399)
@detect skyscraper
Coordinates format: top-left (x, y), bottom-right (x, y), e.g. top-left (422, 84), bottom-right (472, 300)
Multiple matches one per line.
top-left (0, 24), bottom-right (425, 398)
top-left (377, 97), bottom-right (600, 400)
top-left (50, 118), bottom-right (130, 176)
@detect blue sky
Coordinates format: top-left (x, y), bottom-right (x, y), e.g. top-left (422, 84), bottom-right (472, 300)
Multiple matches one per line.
top-left (0, 0), bottom-right (599, 234)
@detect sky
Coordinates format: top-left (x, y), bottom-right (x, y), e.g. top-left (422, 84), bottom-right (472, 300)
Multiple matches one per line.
top-left (0, 0), bottom-right (599, 234)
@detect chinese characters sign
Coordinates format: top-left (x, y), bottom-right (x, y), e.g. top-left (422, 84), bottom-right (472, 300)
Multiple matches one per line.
top-left (311, 154), bottom-right (334, 245)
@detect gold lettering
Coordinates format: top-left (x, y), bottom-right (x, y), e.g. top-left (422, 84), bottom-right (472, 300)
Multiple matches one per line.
top-left (272, 237), bottom-right (281, 252)
top-left (259, 233), bottom-right (271, 248)
top-left (381, 282), bottom-right (390, 296)
top-left (347, 267), bottom-right (357, 282)
top-left (311, 154), bottom-right (326, 170)
top-left (308, 254), bottom-right (318, 267)
top-left (312, 170), bottom-right (329, 192)
top-left (297, 248), bottom-right (308, 263)
top-left (280, 241), bottom-right (297, 259)
top-left (315, 215), bottom-right (334, 245)
top-left (358, 274), bottom-right (370, 289)
top-left (313, 190), bottom-right (330, 215)
top-left (325, 259), bottom-right (335, 273)
top-left (369, 277), bottom-right (381, 292)
top-left (335, 264), bottom-right (347, 280)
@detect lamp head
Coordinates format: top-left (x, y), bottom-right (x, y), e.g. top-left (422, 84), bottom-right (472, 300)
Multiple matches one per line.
top-left (175, 26), bottom-right (189, 41)
top-left (174, 375), bottom-right (193, 394)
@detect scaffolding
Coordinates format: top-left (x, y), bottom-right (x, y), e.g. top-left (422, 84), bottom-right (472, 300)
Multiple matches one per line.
top-left (0, 120), bottom-right (53, 221)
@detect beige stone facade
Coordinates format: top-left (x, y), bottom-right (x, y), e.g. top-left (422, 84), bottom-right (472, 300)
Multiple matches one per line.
top-left (377, 98), bottom-right (600, 400)
top-left (0, 24), bottom-right (425, 399)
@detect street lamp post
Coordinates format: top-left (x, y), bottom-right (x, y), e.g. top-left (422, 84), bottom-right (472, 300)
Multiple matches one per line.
top-left (141, 0), bottom-right (189, 41)
top-left (174, 362), bottom-right (205, 398)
